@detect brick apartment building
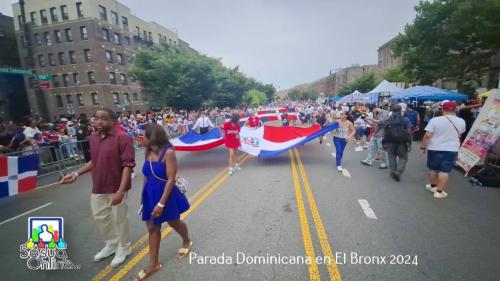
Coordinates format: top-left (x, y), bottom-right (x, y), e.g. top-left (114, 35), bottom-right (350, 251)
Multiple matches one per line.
top-left (12, 0), bottom-right (192, 121)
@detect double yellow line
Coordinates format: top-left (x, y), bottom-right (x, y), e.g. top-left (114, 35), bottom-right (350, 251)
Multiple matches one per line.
top-left (92, 154), bottom-right (250, 281)
top-left (289, 149), bottom-right (342, 281)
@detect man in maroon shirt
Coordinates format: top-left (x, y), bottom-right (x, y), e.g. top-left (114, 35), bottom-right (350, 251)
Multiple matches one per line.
top-left (60, 108), bottom-right (135, 267)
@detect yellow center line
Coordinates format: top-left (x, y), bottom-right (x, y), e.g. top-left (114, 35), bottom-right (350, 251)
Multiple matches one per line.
top-left (91, 154), bottom-right (247, 281)
top-left (294, 149), bottom-right (342, 281)
top-left (289, 150), bottom-right (321, 281)
top-left (107, 154), bottom-right (251, 281)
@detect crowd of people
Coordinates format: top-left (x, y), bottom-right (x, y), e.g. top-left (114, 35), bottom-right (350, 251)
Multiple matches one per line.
top-left (6, 95), bottom-right (484, 280)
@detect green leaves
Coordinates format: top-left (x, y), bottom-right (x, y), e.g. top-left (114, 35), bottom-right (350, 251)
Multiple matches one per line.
top-left (392, 0), bottom-right (500, 94)
top-left (130, 42), bottom-right (276, 109)
top-left (338, 73), bottom-right (378, 96)
top-left (244, 89), bottom-right (268, 106)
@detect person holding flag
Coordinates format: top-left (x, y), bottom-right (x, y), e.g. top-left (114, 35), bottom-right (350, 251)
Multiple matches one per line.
top-left (245, 112), bottom-right (262, 128)
top-left (221, 113), bottom-right (242, 175)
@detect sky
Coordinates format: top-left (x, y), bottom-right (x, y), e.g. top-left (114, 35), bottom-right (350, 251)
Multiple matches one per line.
top-left (0, 0), bottom-right (419, 90)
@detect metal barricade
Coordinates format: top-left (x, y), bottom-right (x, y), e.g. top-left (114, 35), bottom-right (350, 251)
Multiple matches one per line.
top-left (58, 139), bottom-right (90, 174)
top-left (1, 144), bottom-right (65, 177)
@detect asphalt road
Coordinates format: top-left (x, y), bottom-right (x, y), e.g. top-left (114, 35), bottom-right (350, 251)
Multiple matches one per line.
top-left (1, 134), bottom-right (499, 281)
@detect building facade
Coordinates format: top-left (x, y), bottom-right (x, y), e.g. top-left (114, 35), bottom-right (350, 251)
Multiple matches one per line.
top-left (12, 0), bottom-right (182, 121)
top-left (377, 35), bottom-right (403, 72)
top-left (0, 12), bottom-right (30, 122)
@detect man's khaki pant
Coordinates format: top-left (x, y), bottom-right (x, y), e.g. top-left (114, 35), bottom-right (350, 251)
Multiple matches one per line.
top-left (90, 193), bottom-right (130, 248)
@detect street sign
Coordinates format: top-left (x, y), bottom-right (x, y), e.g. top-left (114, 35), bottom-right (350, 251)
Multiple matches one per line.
top-left (0, 66), bottom-right (32, 75)
top-left (38, 80), bottom-right (51, 89)
top-left (38, 74), bottom-right (53, 80)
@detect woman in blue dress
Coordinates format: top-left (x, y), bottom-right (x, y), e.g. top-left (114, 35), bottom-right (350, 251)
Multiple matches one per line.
top-left (136, 124), bottom-right (191, 281)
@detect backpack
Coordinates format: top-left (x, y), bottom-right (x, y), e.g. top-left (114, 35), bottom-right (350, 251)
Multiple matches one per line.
top-left (383, 116), bottom-right (409, 143)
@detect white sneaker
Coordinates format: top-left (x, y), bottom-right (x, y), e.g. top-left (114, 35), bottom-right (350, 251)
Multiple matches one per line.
top-left (425, 184), bottom-right (437, 193)
top-left (433, 191), bottom-right (448, 199)
top-left (336, 166), bottom-right (343, 172)
top-left (93, 244), bottom-right (117, 262)
top-left (110, 244), bottom-right (131, 267)
top-left (228, 168), bottom-right (234, 176)
top-left (234, 165), bottom-right (241, 171)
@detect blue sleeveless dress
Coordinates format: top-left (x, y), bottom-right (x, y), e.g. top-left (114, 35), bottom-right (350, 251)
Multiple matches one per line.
top-left (141, 148), bottom-right (190, 224)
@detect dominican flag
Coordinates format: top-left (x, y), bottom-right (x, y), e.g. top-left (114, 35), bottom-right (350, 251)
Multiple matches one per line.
top-left (171, 129), bottom-right (224, 151)
top-left (0, 154), bottom-right (39, 198)
top-left (240, 122), bottom-right (339, 157)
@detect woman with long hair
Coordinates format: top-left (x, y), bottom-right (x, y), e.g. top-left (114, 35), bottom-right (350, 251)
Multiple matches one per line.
top-left (221, 113), bottom-right (242, 175)
top-left (136, 124), bottom-right (191, 281)
top-left (332, 111), bottom-right (356, 172)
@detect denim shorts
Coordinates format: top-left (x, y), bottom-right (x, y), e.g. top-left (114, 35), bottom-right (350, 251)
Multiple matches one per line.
top-left (427, 150), bottom-right (458, 173)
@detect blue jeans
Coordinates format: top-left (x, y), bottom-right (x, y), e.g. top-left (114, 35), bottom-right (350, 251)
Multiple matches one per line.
top-left (333, 137), bottom-right (347, 167)
top-left (364, 137), bottom-right (388, 165)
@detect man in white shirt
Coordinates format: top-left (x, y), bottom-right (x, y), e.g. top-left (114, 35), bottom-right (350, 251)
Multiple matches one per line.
top-left (192, 111), bottom-right (215, 134)
top-left (420, 101), bottom-right (466, 199)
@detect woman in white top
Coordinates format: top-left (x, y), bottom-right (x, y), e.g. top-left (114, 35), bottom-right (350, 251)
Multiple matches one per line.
top-left (332, 111), bottom-right (356, 172)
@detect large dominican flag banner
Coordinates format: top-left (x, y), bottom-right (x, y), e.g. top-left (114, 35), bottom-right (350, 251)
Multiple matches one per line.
top-left (171, 129), bottom-right (225, 151)
top-left (0, 154), bottom-right (39, 198)
top-left (240, 122), bottom-right (339, 157)
top-left (239, 108), bottom-right (299, 123)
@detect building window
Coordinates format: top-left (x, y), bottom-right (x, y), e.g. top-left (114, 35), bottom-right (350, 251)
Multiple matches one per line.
top-left (66, 94), bottom-right (73, 104)
top-left (91, 93), bottom-right (99, 105)
top-left (69, 51), bottom-right (76, 64)
top-left (72, 73), bottom-right (79, 86)
top-left (54, 30), bottom-right (62, 43)
top-left (105, 50), bottom-right (113, 63)
top-left (109, 72), bottom-right (116, 84)
top-left (52, 75), bottom-right (59, 88)
top-left (84, 49), bottom-right (92, 62)
top-left (132, 93), bottom-right (138, 101)
top-left (124, 36), bottom-right (130, 46)
top-left (20, 35), bottom-right (27, 47)
top-left (50, 7), bottom-right (58, 22)
top-left (30, 12), bottom-right (37, 25)
top-left (44, 32), bottom-right (51, 45)
top-left (18, 15), bottom-right (24, 28)
top-left (148, 32), bottom-right (152, 42)
top-left (120, 74), bottom-right (127, 85)
top-left (34, 33), bottom-right (41, 45)
top-left (63, 74), bottom-right (69, 87)
top-left (76, 2), bottom-right (84, 17)
top-left (117, 53), bottom-right (123, 65)
top-left (112, 92), bottom-right (119, 104)
top-left (122, 16), bottom-right (128, 29)
top-left (56, 95), bottom-right (63, 107)
top-left (88, 71), bottom-right (96, 84)
top-left (135, 26), bottom-right (140, 37)
top-left (102, 28), bottom-right (109, 41)
top-left (99, 5), bottom-right (107, 21)
top-left (111, 11), bottom-right (118, 25)
top-left (123, 93), bottom-right (130, 103)
top-left (143, 31), bottom-right (147, 40)
top-left (65, 28), bottom-right (72, 42)
top-left (48, 53), bottom-right (56, 66)
top-left (58, 52), bottom-right (65, 65)
top-left (77, 94), bottom-right (84, 106)
top-left (80, 26), bottom-right (87, 40)
top-left (40, 9), bottom-right (48, 24)
top-left (38, 55), bottom-right (45, 67)
top-left (60, 5), bottom-right (68, 20)
top-left (113, 33), bottom-right (120, 45)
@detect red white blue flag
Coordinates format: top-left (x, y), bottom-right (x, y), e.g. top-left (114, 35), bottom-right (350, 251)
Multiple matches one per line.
top-left (171, 129), bottom-right (224, 151)
top-left (0, 154), bottom-right (39, 198)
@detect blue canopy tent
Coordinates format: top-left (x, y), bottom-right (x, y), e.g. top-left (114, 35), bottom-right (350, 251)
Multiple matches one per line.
top-left (328, 96), bottom-right (342, 103)
top-left (389, 86), bottom-right (469, 102)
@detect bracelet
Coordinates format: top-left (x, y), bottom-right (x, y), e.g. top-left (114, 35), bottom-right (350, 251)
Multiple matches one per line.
top-left (72, 171), bottom-right (79, 177)
top-left (157, 202), bottom-right (165, 208)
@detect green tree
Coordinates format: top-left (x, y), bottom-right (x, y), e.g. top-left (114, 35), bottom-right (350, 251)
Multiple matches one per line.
top-left (392, 0), bottom-right (500, 94)
top-left (339, 73), bottom-right (378, 96)
top-left (130, 42), bottom-right (273, 108)
top-left (383, 68), bottom-right (408, 83)
top-left (243, 89), bottom-right (268, 106)
top-left (299, 90), bottom-right (319, 101)
top-left (288, 89), bottom-right (301, 100)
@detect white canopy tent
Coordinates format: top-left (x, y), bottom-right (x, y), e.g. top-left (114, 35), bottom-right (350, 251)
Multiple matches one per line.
top-left (368, 80), bottom-right (403, 94)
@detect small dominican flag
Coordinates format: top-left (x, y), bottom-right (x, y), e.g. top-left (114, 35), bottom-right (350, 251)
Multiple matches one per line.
top-left (0, 154), bottom-right (39, 198)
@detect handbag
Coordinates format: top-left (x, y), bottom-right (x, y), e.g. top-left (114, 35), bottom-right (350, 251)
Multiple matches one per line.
top-left (149, 155), bottom-right (188, 194)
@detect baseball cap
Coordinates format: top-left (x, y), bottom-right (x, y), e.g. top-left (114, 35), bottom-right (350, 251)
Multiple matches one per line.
top-left (442, 101), bottom-right (457, 111)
